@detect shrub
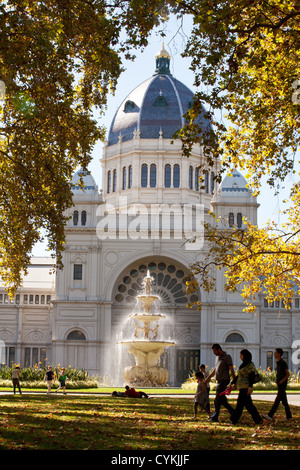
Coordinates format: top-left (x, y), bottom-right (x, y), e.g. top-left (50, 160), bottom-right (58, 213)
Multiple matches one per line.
top-left (0, 364), bottom-right (98, 389)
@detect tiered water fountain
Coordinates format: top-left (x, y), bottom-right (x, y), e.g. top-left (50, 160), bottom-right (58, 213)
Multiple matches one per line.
top-left (118, 270), bottom-right (176, 386)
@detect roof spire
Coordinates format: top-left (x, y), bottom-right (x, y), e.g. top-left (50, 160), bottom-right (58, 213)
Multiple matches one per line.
top-left (154, 41), bottom-right (171, 75)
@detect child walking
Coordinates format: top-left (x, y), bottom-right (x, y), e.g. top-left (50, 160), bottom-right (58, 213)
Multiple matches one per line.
top-left (56, 367), bottom-right (67, 394)
top-left (200, 364), bottom-right (210, 401)
top-left (193, 371), bottom-right (211, 419)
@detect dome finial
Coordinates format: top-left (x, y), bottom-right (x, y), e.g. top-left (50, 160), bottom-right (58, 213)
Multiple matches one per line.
top-left (154, 40), bottom-right (171, 75)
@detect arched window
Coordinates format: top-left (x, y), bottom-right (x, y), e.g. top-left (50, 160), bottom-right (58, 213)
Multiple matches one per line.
top-left (205, 170), bottom-right (209, 193)
top-left (229, 212), bottom-right (234, 227)
top-left (141, 163), bottom-right (148, 187)
top-left (225, 333), bottom-right (245, 343)
top-left (173, 164), bottom-right (180, 188)
top-left (73, 210), bottom-right (78, 226)
top-left (81, 211), bottom-right (86, 226)
top-left (189, 166), bottom-right (193, 190)
top-left (211, 171), bottom-right (215, 194)
top-left (164, 164), bottom-right (171, 188)
top-left (128, 165), bottom-right (132, 189)
top-left (122, 166), bottom-right (127, 190)
top-left (107, 170), bottom-right (111, 193)
top-left (150, 163), bottom-right (157, 188)
top-left (237, 212), bottom-right (243, 228)
top-left (195, 167), bottom-right (199, 191)
top-left (67, 330), bottom-right (86, 341)
top-left (153, 95), bottom-right (168, 107)
top-left (113, 169), bottom-right (117, 192)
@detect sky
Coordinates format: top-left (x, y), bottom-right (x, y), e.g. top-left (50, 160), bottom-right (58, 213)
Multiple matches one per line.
top-left (32, 14), bottom-right (297, 257)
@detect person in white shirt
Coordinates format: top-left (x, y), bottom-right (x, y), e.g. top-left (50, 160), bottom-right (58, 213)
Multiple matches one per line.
top-left (12, 366), bottom-right (22, 394)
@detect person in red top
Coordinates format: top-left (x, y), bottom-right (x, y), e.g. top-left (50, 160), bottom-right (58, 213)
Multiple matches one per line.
top-left (124, 385), bottom-right (149, 398)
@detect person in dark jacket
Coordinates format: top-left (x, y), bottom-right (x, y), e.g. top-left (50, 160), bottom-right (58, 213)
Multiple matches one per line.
top-left (262, 348), bottom-right (292, 421)
top-left (230, 349), bottom-right (263, 425)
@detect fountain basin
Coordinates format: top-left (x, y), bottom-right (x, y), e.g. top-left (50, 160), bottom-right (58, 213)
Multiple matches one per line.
top-left (136, 294), bottom-right (160, 312)
top-left (137, 295), bottom-right (159, 303)
top-left (117, 269), bottom-right (176, 386)
top-left (119, 339), bottom-right (175, 355)
top-left (129, 313), bottom-right (165, 322)
top-left (129, 313), bottom-right (167, 340)
top-left (118, 340), bottom-right (176, 386)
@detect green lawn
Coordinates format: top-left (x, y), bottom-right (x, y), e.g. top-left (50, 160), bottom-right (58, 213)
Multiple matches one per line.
top-left (0, 393), bottom-right (299, 450)
top-left (2, 385), bottom-right (298, 394)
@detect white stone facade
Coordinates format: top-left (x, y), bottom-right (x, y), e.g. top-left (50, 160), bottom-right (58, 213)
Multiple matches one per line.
top-left (1, 52), bottom-right (299, 384)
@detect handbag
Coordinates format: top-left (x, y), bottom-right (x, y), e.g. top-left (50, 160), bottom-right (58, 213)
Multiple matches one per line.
top-left (253, 370), bottom-right (261, 384)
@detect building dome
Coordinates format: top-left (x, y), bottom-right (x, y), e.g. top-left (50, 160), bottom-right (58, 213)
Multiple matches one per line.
top-left (71, 168), bottom-right (98, 194)
top-left (220, 169), bottom-right (250, 194)
top-left (107, 46), bottom-right (211, 147)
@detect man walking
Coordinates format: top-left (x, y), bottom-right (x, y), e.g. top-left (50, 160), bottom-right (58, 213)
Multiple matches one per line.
top-left (205, 344), bottom-right (236, 423)
top-left (263, 348), bottom-right (292, 422)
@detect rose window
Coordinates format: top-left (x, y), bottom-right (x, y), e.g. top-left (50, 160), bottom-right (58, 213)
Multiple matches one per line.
top-left (114, 261), bottom-right (199, 305)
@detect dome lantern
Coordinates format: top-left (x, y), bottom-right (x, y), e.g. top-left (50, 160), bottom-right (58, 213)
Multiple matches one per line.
top-left (154, 42), bottom-right (171, 75)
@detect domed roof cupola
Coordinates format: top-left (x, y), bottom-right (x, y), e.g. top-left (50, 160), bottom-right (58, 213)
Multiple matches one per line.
top-left (71, 168), bottom-right (99, 196)
top-left (154, 42), bottom-right (171, 75)
top-left (220, 169), bottom-right (250, 194)
top-left (106, 48), bottom-right (211, 147)
top-left (102, 48), bottom-right (217, 210)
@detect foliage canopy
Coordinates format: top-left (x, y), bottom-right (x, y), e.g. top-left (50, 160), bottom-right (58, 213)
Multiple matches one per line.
top-left (0, 0), bottom-right (166, 293)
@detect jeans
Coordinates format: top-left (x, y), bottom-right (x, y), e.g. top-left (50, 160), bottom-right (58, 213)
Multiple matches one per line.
top-left (230, 388), bottom-right (262, 424)
top-left (211, 380), bottom-right (234, 421)
top-left (268, 383), bottom-right (292, 419)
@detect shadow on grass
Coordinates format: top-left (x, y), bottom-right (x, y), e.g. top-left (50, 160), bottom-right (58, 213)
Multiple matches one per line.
top-left (0, 395), bottom-right (298, 450)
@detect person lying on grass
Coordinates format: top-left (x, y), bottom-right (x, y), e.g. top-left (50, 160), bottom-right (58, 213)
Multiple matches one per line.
top-left (124, 385), bottom-right (149, 398)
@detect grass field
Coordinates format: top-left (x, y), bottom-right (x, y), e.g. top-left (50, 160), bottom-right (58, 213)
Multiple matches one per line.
top-left (0, 392), bottom-right (299, 451)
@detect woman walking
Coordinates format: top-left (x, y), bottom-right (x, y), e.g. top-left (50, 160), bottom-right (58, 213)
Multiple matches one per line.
top-left (230, 349), bottom-right (263, 425)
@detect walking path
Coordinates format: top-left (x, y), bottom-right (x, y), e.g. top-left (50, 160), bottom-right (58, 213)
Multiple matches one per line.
top-left (152, 393), bottom-right (300, 406)
top-left (249, 393), bottom-right (300, 407)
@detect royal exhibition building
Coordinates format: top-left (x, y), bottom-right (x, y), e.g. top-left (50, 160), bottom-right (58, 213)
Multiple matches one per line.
top-left (0, 46), bottom-right (299, 386)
